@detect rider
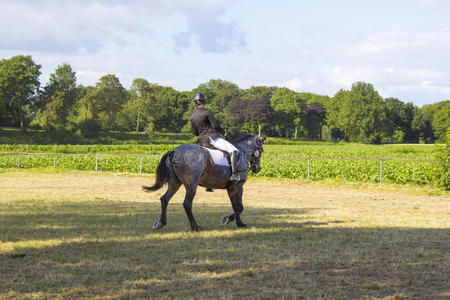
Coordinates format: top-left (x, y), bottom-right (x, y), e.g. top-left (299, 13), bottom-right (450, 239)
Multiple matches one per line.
top-left (190, 92), bottom-right (241, 181)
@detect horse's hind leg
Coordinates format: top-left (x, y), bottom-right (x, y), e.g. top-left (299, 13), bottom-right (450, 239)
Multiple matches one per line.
top-left (183, 184), bottom-right (202, 231)
top-left (153, 178), bottom-right (181, 229)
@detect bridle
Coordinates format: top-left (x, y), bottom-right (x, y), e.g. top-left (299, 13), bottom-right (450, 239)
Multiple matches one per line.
top-left (234, 136), bottom-right (264, 174)
top-left (248, 145), bottom-right (263, 173)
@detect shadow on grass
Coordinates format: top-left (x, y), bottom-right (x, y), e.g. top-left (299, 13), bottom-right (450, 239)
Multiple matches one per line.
top-left (0, 200), bottom-right (319, 241)
top-left (0, 200), bottom-right (448, 299)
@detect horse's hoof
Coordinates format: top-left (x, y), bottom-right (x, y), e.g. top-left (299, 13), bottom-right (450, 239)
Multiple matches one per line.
top-left (237, 222), bottom-right (248, 228)
top-left (220, 216), bottom-right (230, 226)
top-left (152, 220), bottom-right (163, 229)
top-left (192, 226), bottom-right (203, 232)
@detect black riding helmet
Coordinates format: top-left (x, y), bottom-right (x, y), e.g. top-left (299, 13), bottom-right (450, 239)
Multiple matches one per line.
top-left (193, 92), bottom-right (206, 106)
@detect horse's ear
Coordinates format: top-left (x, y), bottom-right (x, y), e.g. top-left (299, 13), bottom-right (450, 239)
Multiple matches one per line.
top-left (259, 136), bottom-right (266, 143)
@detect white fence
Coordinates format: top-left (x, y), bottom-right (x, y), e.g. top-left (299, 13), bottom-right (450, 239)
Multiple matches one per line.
top-left (0, 152), bottom-right (438, 185)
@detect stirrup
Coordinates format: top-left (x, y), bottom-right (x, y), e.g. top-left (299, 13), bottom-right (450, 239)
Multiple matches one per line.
top-left (229, 173), bottom-right (240, 181)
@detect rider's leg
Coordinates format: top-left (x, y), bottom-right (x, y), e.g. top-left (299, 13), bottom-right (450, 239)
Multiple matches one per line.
top-left (209, 137), bottom-right (240, 181)
top-left (229, 150), bottom-right (240, 181)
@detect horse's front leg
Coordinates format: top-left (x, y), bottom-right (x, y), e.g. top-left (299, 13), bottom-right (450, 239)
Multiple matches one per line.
top-left (226, 183), bottom-right (247, 228)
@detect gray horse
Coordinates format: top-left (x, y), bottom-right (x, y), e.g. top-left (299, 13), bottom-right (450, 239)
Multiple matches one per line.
top-left (143, 134), bottom-right (265, 231)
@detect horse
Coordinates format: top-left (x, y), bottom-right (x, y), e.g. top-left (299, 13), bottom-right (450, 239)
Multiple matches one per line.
top-left (143, 134), bottom-right (265, 231)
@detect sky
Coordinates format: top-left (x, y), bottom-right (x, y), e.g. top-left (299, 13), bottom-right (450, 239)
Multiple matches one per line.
top-left (1, 0), bottom-right (450, 106)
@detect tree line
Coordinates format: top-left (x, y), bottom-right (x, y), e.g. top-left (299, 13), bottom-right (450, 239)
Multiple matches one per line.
top-left (0, 55), bottom-right (448, 143)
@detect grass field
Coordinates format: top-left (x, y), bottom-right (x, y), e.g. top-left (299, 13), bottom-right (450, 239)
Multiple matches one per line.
top-left (1, 170), bottom-right (449, 299)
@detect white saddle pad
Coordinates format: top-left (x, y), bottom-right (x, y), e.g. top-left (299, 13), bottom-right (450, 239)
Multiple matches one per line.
top-left (202, 147), bottom-right (229, 166)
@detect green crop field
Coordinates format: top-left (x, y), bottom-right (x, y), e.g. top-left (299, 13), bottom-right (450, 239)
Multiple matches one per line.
top-left (0, 143), bottom-right (441, 186)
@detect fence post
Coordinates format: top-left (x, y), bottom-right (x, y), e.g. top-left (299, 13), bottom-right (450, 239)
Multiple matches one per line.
top-left (140, 156), bottom-right (143, 174)
top-left (307, 159), bottom-right (311, 181)
top-left (18, 153), bottom-right (21, 168)
top-left (53, 154), bottom-right (56, 169)
top-left (95, 154), bottom-right (98, 172)
top-left (380, 159), bottom-right (383, 185)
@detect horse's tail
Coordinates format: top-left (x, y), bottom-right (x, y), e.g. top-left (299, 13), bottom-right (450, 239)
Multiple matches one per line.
top-left (142, 151), bottom-right (172, 192)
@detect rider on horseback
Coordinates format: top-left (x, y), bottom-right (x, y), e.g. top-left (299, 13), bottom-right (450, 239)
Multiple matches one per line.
top-left (190, 92), bottom-right (241, 181)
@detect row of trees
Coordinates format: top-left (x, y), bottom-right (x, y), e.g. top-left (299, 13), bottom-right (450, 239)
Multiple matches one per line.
top-left (0, 55), bottom-right (449, 143)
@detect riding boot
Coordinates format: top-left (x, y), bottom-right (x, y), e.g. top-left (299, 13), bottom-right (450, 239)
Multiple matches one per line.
top-left (229, 150), bottom-right (240, 181)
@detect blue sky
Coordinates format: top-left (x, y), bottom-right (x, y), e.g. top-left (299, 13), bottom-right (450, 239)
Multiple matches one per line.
top-left (1, 0), bottom-right (450, 106)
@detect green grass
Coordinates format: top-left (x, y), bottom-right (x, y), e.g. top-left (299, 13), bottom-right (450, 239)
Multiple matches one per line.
top-left (1, 171), bottom-right (449, 299)
top-left (0, 128), bottom-right (195, 145)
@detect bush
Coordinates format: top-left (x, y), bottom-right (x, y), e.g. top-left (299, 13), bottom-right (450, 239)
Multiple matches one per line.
top-left (145, 123), bottom-right (155, 138)
top-left (49, 128), bottom-right (77, 144)
top-left (432, 128), bottom-right (450, 190)
top-left (78, 119), bottom-right (101, 138)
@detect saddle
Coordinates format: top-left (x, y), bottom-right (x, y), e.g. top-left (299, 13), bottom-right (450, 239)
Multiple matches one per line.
top-left (200, 141), bottom-right (248, 190)
top-left (201, 146), bottom-right (230, 166)
top-left (201, 146), bottom-right (247, 175)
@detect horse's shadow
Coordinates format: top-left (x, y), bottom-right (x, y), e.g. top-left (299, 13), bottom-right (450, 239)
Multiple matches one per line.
top-left (0, 199), bottom-right (329, 242)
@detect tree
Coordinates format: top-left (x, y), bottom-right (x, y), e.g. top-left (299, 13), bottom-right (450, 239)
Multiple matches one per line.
top-left (128, 78), bottom-right (151, 133)
top-left (246, 97), bottom-right (273, 136)
top-left (298, 92), bottom-right (331, 107)
top-left (305, 102), bottom-right (326, 140)
top-left (194, 79), bottom-right (240, 115)
top-left (384, 97), bottom-right (415, 143)
top-left (430, 100), bottom-right (450, 142)
top-left (432, 128), bottom-right (450, 190)
top-left (41, 91), bottom-right (66, 129)
top-left (270, 87), bottom-right (307, 138)
top-left (0, 55), bottom-right (41, 128)
top-left (39, 63), bottom-right (78, 130)
top-left (93, 74), bottom-right (127, 132)
top-left (0, 87), bottom-right (5, 118)
top-left (142, 85), bottom-right (190, 133)
top-left (224, 97), bottom-right (249, 137)
top-left (328, 82), bottom-right (387, 143)
top-left (75, 86), bottom-right (101, 137)
top-left (412, 106), bottom-right (434, 143)
top-left (240, 86), bottom-right (277, 100)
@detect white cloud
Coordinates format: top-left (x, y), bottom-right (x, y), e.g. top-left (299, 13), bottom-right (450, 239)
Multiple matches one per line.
top-left (1, 0), bottom-right (449, 105)
top-left (389, 82), bottom-right (450, 94)
top-left (282, 78), bottom-right (303, 90)
top-left (275, 63), bottom-right (450, 105)
top-left (0, 0), bottom-right (243, 54)
top-left (351, 28), bottom-right (450, 64)
top-left (0, 1), bottom-right (144, 53)
top-left (172, 13), bottom-right (246, 53)
top-left (325, 66), bottom-right (369, 88)
top-left (385, 68), bottom-right (441, 80)
top-left (76, 70), bottom-right (107, 85)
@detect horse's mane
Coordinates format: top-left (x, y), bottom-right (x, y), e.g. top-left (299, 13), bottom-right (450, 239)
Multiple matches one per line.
top-left (231, 133), bottom-right (255, 143)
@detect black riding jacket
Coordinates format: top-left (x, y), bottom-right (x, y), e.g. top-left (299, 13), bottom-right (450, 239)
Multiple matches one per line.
top-left (190, 107), bottom-right (225, 145)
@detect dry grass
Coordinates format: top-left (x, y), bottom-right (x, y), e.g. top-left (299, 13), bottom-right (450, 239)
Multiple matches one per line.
top-left (0, 169), bottom-right (449, 299)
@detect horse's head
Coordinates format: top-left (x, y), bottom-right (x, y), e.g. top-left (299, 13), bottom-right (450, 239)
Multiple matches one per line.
top-left (235, 134), bottom-right (265, 174)
top-left (249, 135), bottom-right (265, 173)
